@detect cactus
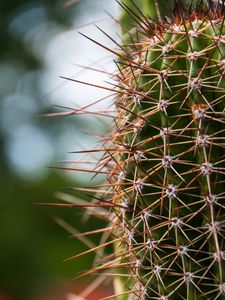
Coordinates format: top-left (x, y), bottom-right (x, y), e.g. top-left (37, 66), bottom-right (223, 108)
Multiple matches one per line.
top-left (60, 0), bottom-right (225, 299)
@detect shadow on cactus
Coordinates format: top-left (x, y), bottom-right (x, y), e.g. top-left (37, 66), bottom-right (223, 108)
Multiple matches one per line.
top-left (49, 0), bottom-right (225, 299)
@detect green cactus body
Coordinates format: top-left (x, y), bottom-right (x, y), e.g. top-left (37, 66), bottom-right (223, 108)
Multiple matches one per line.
top-left (107, 1), bottom-right (225, 299)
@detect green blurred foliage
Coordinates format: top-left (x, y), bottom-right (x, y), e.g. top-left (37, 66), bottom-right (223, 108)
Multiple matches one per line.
top-left (0, 172), bottom-right (89, 298)
top-left (0, 1), bottom-right (104, 299)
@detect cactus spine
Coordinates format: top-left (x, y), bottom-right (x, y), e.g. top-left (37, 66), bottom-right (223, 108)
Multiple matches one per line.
top-left (62, 1), bottom-right (225, 299)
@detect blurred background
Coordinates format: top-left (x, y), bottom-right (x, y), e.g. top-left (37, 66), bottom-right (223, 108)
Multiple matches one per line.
top-left (0, 0), bottom-right (119, 299)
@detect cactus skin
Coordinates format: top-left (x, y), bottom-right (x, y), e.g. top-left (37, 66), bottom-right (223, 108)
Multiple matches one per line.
top-left (108, 1), bottom-right (225, 299)
top-left (60, 1), bottom-right (225, 300)
top-left (120, 0), bottom-right (176, 32)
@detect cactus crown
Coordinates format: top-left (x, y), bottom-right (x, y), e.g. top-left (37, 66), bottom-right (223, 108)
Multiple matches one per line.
top-left (59, 1), bottom-right (225, 299)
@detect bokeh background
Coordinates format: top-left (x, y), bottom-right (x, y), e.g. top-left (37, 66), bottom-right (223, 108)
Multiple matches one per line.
top-left (0, 1), bottom-right (119, 299)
